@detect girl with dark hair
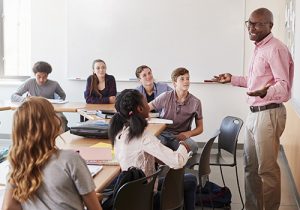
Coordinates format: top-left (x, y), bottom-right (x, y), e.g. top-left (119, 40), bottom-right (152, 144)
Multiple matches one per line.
top-left (109, 89), bottom-right (197, 210)
top-left (84, 59), bottom-right (117, 104)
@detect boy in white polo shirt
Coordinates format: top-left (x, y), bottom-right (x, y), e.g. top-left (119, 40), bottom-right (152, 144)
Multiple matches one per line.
top-left (149, 67), bottom-right (203, 154)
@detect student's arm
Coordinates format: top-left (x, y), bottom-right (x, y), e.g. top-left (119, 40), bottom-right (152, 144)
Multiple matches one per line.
top-left (2, 184), bottom-right (22, 210)
top-left (143, 133), bottom-right (189, 168)
top-left (55, 82), bottom-right (66, 100)
top-left (11, 81), bottom-right (29, 102)
top-left (148, 93), bottom-right (165, 112)
top-left (82, 191), bottom-right (103, 210)
top-left (148, 102), bottom-right (155, 111)
top-left (106, 75), bottom-right (117, 104)
top-left (176, 119), bottom-right (203, 141)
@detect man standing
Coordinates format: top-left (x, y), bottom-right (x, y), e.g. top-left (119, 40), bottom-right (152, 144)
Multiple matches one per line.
top-left (212, 8), bottom-right (294, 210)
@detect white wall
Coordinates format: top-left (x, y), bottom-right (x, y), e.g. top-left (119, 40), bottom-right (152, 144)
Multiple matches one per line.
top-left (0, 0), bottom-right (288, 143)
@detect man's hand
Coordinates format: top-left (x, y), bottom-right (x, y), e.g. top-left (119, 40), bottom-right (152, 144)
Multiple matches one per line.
top-left (210, 73), bottom-right (232, 84)
top-left (247, 84), bottom-right (271, 98)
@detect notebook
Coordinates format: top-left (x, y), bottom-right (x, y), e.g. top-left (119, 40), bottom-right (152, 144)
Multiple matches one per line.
top-left (75, 147), bottom-right (113, 165)
top-left (87, 164), bottom-right (103, 177)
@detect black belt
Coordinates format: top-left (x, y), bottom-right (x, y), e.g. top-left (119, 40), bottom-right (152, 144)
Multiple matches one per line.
top-left (250, 103), bottom-right (282, 113)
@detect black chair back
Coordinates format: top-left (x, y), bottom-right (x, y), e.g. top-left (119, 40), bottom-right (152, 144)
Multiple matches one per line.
top-left (198, 134), bottom-right (218, 178)
top-left (218, 116), bottom-right (243, 158)
top-left (113, 169), bottom-right (160, 210)
top-left (160, 167), bottom-right (185, 210)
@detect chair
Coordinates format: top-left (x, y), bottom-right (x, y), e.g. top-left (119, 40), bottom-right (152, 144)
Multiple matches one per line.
top-left (209, 116), bottom-right (244, 210)
top-left (112, 168), bottom-right (161, 210)
top-left (187, 134), bottom-right (218, 209)
top-left (159, 167), bottom-right (185, 210)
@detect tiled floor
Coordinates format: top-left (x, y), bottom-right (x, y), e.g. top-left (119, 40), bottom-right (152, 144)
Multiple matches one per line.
top-left (192, 149), bottom-right (299, 210)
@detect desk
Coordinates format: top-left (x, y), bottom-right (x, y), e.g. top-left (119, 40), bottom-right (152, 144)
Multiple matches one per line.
top-left (57, 122), bottom-right (166, 192)
top-left (0, 101), bottom-right (11, 111)
top-left (0, 100), bottom-right (116, 113)
top-left (8, 101), bottom-right (88, 113)
top-left (78, 104), bottom-right (115, 121)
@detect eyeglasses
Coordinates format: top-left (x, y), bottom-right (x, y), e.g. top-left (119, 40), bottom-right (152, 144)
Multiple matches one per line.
top-left (244, 21), bottom-right (270, 29)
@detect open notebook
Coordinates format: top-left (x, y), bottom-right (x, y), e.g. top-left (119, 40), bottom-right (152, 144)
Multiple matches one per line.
top-left (75, 147), bottom-right (113, 165)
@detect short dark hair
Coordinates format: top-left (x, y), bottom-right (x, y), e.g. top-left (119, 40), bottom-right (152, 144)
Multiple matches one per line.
top-left (171, 67), bottom-right (189, 82)
top-left (135, 65), bottom-right (151, 79)
top-left (32, 61), bottom-right (52, 74)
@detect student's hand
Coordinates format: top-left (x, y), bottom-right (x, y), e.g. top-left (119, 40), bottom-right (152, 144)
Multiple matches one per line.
top-left (175, 132), bottom-right (190, 141)
top-left (109, 96), bottom-right (116, 104)
top-left (247, 84), bottom-right (271, 98)
top-left (211, 73), bottom-right (232, 84)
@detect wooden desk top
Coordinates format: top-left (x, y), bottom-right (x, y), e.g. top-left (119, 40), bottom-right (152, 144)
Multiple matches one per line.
top-left (2, 100), bottom-right (115, 113)
top-left (56, 123), bottom-right (166, 192)
top-left (0, 100), bottom-right (12, 111)
top-left (83, 103), bottom-right (115, 111)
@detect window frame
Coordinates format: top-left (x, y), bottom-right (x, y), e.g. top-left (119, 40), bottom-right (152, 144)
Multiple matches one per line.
top-left (0, 0), bottom-right (30, 80)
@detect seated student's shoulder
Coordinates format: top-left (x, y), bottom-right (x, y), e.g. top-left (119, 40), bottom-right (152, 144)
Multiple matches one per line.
top-left (56, 149), bottom-right (83, 164)
top-left (141, 130), bottom-right (160, 145)
top-left (47, 79), bottom-right (61, 85)
top-left (188, 92), bottom-right (202, 104)
top-left (156, 82), bottom-right (172, 90)
top-left (106, 74), bottom-right (116, 80)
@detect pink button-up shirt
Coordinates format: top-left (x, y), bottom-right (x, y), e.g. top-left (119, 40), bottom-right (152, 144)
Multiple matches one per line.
top-left (231, 33), bottom-right (294, 106)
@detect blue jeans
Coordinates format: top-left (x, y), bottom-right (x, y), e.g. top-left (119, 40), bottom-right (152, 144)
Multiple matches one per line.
top-left (154, 173), bottom-right (197, 210)
top-left (158, 131), bottom-right (199, 154)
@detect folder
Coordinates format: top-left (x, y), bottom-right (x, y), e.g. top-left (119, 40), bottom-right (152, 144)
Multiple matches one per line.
top-left (75, 147), bottom-right (113, 165)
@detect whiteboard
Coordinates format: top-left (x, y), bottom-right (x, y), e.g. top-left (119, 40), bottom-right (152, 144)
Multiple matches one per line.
top-left (67, 0), bottom-right (245, 82)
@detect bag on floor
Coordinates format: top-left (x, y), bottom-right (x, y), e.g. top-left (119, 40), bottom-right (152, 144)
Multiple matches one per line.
top-left (196, 181), bottom-right (232, 208)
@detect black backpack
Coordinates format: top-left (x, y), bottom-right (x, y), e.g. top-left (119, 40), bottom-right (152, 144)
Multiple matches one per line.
top-left (196, 181), bottom-right (232, 209)
top-left (102, 167), bottom-right (146, 210)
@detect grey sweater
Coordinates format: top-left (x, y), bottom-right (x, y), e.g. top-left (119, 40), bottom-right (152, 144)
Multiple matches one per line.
top-left (11, 78), bottom-right (66, 102)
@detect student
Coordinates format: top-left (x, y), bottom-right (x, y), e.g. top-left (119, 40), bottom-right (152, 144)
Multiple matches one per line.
top-left (11, 61), bottom-right (66, 102)
top-left (135, 65), bottom-right (172, 102)
top-left (212, 8), bottom-right (294, 210)
top-left (2, 97), bottom-right (102, 210)
top-left (108, 89), bottom-right (197, 210)
top-left (84, 59), bottom-right (117, 104)
top-left (10, 61), bottom-right (68, 131)
top-left (149, 68), bottom-right (203, 154)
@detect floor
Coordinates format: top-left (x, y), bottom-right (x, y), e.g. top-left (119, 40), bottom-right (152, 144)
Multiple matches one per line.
top-left (192, 149), bottom-right (299, 210)
top-left (0, 138), bottom-right (299, 209)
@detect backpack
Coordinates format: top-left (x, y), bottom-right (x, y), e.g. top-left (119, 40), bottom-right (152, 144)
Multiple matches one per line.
top-left (196, 181), bottom-right (232, 209)
top-left (102, 167), bottom-right (146, 210)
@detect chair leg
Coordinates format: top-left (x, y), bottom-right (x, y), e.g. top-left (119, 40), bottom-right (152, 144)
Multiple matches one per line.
top-left (219, 165), bottom-right (226, 186)
top-left (235, 165), bottom-right (244, 210)
top-left (207, 178), bottom-right (215, 210)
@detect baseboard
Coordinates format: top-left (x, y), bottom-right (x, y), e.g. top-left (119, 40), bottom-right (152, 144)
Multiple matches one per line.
top-left (280, 145), bottom-right (300, 209)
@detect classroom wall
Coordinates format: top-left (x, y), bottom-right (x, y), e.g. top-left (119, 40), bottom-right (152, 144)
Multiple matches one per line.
top-left (281, 0), bottom-right (300, 198)
top-left (0, 0), bottom-right (287, 145)
top-left (281, 103), bottom-right (300, 197)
